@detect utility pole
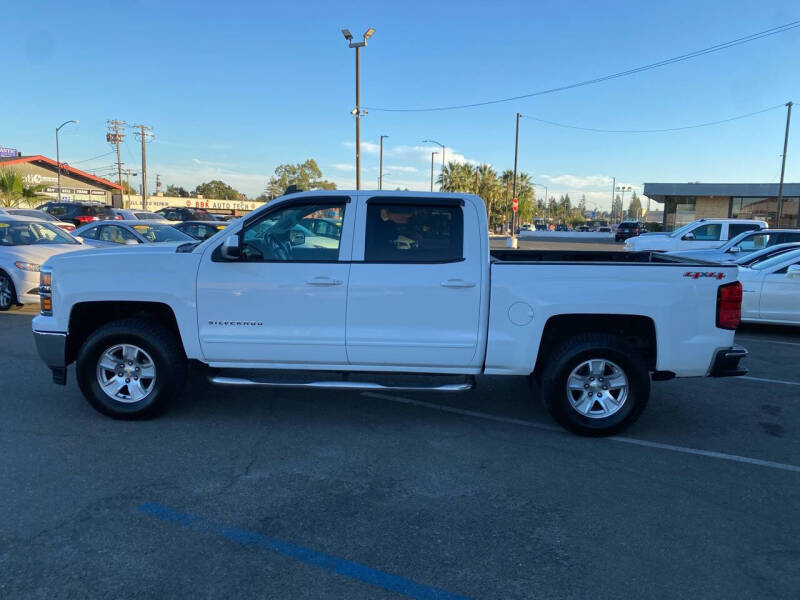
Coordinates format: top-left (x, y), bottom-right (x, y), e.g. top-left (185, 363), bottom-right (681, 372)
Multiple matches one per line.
top-left (106, 120), bottom-right (126, 206)
top-left (342, 28), bottom-right (375, 191)
top-left (511, 112), bottom-right (522, 243)
top-left (133, 124), bottom-right (153, 210)
top-left (610, 177), bottom-right (616, 221)
top-left (156, 174), bottom-right (162, 196)
top-left (430, 152), bottom-right (439, 192)
top-left (379, 135), bottom-right (388, 190)
top-left (777, 101), bottom-right (792, 225)
top-left (123, 169), bottom-right (138, 206)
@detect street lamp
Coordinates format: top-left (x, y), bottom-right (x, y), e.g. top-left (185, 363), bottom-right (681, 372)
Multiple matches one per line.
top-left (430, 151), bottom-right (439, 192)
top-left (379, 134), bottom-right (389, 190)
top-left (342, 27), bottom-right (375, 191)
top-left (55, 120), bottom-right (78, 201)
top-left (422, 140), bottom-right (445, 190)
top-left (615, 185), bottom-right (632, 222)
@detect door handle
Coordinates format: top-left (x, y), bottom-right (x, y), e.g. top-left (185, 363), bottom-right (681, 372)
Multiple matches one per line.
top-left (306, 277), bottom-right (343, 286)
top-left (440, 279), bottom-right (476, 288)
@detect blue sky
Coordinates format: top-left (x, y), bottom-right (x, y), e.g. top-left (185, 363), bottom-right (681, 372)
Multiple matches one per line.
top-left (2, 0), bottom-right (799, 208)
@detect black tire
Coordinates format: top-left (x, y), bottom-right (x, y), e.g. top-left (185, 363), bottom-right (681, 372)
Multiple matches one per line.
top-left (0, 270), bottom-right (17, 311)
top-left (539, 333), bottom-right (650, 436)
top-left (76, 318), bottom-right (187, 420)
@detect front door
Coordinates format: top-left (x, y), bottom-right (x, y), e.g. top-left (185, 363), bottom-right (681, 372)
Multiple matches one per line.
top-left (196, 198), bottom-right (353, 365)
top-left (759, 257), bottom-right (800, 324)
top-left (345, 198), bottom-right (483, 369)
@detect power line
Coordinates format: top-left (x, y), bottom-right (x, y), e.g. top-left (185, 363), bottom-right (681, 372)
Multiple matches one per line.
top-left (366, 19), bottom-right (800, 112)
top-left (524, 102), bottom-right (788, 133)
top-left (71, 150), bottom-right (116, 164)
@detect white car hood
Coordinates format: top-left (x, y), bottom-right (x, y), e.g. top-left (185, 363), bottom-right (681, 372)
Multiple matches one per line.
top-left (625, 234), bottom-right (674, 251)
top-left (0, 243), bottom-right (86, 267)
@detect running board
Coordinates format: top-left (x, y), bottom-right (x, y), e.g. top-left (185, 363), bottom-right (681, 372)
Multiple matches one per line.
top-left (209, 374), bottom-right (474, 393)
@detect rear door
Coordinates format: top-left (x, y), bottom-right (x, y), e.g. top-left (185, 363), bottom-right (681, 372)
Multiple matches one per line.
top-left (345, 196), bottom-right (483, 369)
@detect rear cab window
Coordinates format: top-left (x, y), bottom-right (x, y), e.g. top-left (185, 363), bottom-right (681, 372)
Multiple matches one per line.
top-left (364, 199), bottom-right (464, 262)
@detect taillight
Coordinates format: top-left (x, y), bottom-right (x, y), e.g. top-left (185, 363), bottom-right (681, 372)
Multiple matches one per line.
top-left (114, 214), bottom-right (123, 220)
top-left (57, 224), bottom-right (75, 231)
top-left (717, 281), bottom-right (742, 330)
top-left (75, 215), bottom-right (98, 223)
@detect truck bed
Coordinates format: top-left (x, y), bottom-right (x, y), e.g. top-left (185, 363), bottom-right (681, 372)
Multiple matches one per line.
top-left (490, 249), bottom-right (704, 264)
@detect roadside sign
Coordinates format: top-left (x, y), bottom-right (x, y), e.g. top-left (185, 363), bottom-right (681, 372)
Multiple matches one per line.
top-left (512, 197), bottom-right (518, 212)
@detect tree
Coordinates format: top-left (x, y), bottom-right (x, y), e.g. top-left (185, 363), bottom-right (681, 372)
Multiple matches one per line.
top-left (578, 194), bottom-right (587, 216)
top-left (21, 182), bottom-right (49, 207)
top-left (121, 180), bottom-right (137, 195)
top-left (166, 184), bottom-right (190, 198)
top-left (437, 162), bottom-right (475, 192)
top-left (628, 192), bottom-right (643, 220)
top-left (265, 159), bottom-right (336, 199)
top-left (194, 180), bottom-right (246, 200)
top-left (0, 169), bottom-right (23, 207)
top-left (612, 194), bottom-right (623, 221)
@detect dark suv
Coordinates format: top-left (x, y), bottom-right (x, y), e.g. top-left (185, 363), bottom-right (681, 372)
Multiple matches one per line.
top-left (156, 207), bottom-right (213, 221)
top-left (37, 202), bottom-right (118, 227)
top-left (615, 221), bottom-right (647, 242)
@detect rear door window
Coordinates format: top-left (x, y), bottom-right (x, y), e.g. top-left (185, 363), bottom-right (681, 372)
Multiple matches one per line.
top-left (728, 223), bottom-right (761, 238)
top-left (364, 201), bottom-right (463, 262)
top-left (691, 223), bottom-right (722, 241)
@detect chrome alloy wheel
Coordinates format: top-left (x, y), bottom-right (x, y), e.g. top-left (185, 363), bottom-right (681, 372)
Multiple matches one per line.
top-left (566, 358), bottom-right (629, 419)
top-left (96, 344), bottom-right (156, 403)
top-left (0, 273), bottom-right (13, 309)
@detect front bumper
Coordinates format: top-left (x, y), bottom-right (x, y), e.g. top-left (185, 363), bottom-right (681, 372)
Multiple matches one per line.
top-left (12, 270), bottom-right (41, 305)
top-left (708, 345), bottom-right (748, 377)
top-left (33, 330), bottom-right (68, 384)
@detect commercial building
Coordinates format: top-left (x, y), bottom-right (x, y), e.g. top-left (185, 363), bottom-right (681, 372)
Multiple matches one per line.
top-left (0, 155), bottom-right (121, 204)
top-left (643, 183), bottom-right (800, 230)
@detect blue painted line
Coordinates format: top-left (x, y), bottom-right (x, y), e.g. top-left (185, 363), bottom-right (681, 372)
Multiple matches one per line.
top-left (138, 502), bottom-right (471, 600)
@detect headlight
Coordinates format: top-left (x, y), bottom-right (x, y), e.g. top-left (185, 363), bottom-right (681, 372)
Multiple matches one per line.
top-left (39, 269), bottom-right (52, 316)
top-left (14, 261), bottom-right (40, 272)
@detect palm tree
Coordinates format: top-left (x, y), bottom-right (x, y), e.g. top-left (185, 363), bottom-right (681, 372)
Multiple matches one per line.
top-left (0, 169), bottom-right (24, 207)
top-left (437, 162), bottom-right (475, 192)
top-left (21, 182), bottom-right (49, 207)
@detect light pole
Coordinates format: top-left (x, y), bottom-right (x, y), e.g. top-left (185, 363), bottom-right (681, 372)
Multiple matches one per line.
top-left (55, 120), bottom-right (78, 201)
top-left (615, 185), bottom-right (632, 222)
top-left (379, 134), bottom-right (388, 190)
top-left (430, 152), bottom-right (439, 192)
top-left (422, 140), bottom-right (445, 190)
top-left (510, 112), bottom-right (523, 245)
top-left (342, 27), bottom-right (375, 191)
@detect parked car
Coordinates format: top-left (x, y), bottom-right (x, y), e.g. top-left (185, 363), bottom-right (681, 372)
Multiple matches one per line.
top-left (615, 221), bottom-right (647, 242)
top-left (0, 208), bottom-right (76, 232)
top-left (555, 224), bottom-right (570, 232)
top-left (112, 209), bottom-right (170, 221)
top-left (739, 248), bottom-right (800, 326)
top-left (73, 221), bottom-right (194, 247)
top-left (33, 191), bottom-right (747, 436)
top-left (733, 242), bottom-right (800, 267)
top-left (623, 218), bottom-right (767, 252)
top-left (172, 220), bottom-right (229, 240)
top-left (598, 226), bottom-right (612, 233)
top-left (666, 229), bottom-right (800, 263)
top-left (576, 225), bottom-right (590, 232)
top-left (0, 216), bottom-right (84, 309)
top-left (37, 201), bottom-right (119, 227)
top-left (155, 207), bottom-right (214, 222)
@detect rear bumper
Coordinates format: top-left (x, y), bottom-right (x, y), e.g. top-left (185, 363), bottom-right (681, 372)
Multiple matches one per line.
top-left (708, 345), bottom-right (748, 377)
top-left (33, 330), bottom-right (68, 384)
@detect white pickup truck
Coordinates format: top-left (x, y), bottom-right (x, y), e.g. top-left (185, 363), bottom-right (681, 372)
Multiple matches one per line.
top-left (32, 191), bottom-right (748, 436)
top-left (623, 218), bottom-right (766, 252)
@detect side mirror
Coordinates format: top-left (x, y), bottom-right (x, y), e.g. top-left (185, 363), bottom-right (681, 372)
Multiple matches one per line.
top-left (729, 246), bottom-right (741, 253)
top-left (787, 265), bottom-right (800, 280)
top-left (124, 239), bottom-right (139, 245)
top-left (220, 234), bottom-right (241, 259)
top-left (289, 229), bottom-right (305, 246)
top-left (73, 236), bottom-right (84, 244)
top-left (682, 232), bottom-right (695, 241)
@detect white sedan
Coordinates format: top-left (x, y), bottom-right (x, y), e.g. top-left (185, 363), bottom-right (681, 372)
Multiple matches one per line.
top-left (739, 248), bottom-right (800, 326)
top-left (0, 216), bottom-right (85, 309)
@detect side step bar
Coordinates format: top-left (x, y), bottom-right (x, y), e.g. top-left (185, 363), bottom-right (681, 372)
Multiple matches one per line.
top-left (209, 375), bottom-right (474, 393)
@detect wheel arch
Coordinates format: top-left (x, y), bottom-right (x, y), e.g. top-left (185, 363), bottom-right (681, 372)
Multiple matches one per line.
top-left (67, 301), bottom-right (184, 365)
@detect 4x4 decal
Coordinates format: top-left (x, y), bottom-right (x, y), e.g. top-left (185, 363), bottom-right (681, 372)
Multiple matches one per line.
top-left (683, 271), bottom-right (726, 280)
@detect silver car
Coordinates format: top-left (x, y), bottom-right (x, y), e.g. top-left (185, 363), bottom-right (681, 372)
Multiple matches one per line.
top-left (73, 220), bottom-right (194, 247)
top-left (666, 229), bottom-right (800, 263)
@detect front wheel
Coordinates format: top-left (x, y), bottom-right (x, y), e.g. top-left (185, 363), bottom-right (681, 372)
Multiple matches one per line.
top-left (76, 318), bottom-right (187, 420)
top-left (539, 334), bottom-right (650, 436)
top-left (0, 270), bottom-right (17, 311)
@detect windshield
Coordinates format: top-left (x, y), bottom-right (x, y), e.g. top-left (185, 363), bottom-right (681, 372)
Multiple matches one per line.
top-left (669, 222), bottom-right (697, 238)
top-left (134, 212), bottom-right (165, 220)
top-left (0, 221), bottom-right (78, 246)
top-left (750, 248), bottom-right (800, 271)
top-left (7, 209), bottom-right (58, 222)
top-left (130, 224), bottom-right (194, 243)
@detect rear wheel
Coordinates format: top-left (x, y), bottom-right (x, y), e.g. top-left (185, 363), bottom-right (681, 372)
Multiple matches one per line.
top-left (539, 334), bottom-right (650, 436)
top-left (76, 318), bottom-right (186, 419)
top-left (0, 270), bottom-right (17, 311)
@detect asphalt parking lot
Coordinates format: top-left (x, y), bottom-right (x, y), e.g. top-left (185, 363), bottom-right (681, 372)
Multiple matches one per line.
top-left (2, 261), bottom-right (799, 599)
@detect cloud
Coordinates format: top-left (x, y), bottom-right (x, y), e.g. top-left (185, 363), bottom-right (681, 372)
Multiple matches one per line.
top-left (343, 141), bottom-right (380, 154)
top-left (156, 161), bottom-right (268, 197)
top-left (385, 165), bottom-right (418, 173)
top-left (539, 174), bottom-right (613, 189)
top-left (536, 174), bottom-right (642, 210)
top-left (330, 163), bottom-right (356, 172)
